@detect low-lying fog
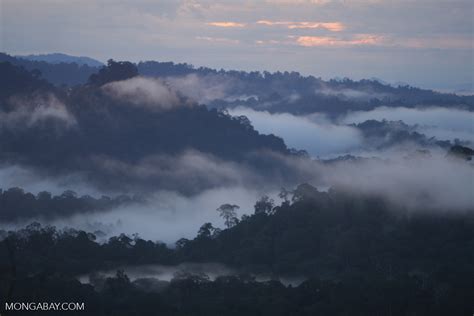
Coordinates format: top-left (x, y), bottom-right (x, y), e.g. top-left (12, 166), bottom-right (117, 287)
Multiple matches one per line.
top-left (78, 262), bottom-right (306, 287)
top-left (2, 149), bottom-right (472, 244)
top-left (1, 106), bottom-right (472, 245)
top-left (0, 183), bottom-right (270, 244)
top-left (229, 106), bottom-right (474, 157)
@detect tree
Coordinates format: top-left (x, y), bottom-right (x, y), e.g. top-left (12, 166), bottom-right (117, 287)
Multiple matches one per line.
top-left (197, 223), bottom-right (215, 239)
top-left (88, 59), bottom-right (138, 85)
top-left (175, 238), bottom-right (190, 250)
top-left (254, 195), bottom-right (275, 215)
top-left (278, 188), bottom-right (291, 206)
top-left (216, 204), bottom-right (240, 228)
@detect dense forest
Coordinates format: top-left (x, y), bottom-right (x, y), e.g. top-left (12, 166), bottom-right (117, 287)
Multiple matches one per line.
top-left (1, 59), bottom-right (470, 194)
top-left (0, 187), bottom-right (137, 221)
top-left (1, 185), bottom-right (472, 315)
top-left (0, 54), bottom-right (473, 315)
top-left (0, 60), bottom-right (295, 194)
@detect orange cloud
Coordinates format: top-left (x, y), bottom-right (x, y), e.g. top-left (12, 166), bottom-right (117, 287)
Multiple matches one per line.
top-left (257, 20), bottom-right (345, 32)
top-left (256, 20), bottom-right (289, 26)
top-left (289, 22), bottom-right (345, 31)
top-left (207, 22), bottom-right (246, 28)
top-left (296, 34), bottom-right (382, 47)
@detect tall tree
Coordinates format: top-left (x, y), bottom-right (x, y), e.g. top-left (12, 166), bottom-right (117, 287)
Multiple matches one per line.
top-left (216, 204), bottom-right (240, 228)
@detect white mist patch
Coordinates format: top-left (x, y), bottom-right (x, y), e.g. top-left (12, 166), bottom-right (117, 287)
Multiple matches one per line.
top-left (6, 186), bottom-right (276, 245)
top-left (342, 106), bottom-right (474, 144)
top-left (79, 263), bottom-right (236, 283)
top-left (102, 77), bottom-right (184, 110)
top-left (78, 262), bottom-right (306, 287)
top-left (165, 74), bottom-right (235, 104)
top-left (229, 107), bottom-right (363, 157)
top-left (316, 86), bottom-right (391, 101)
top-left (312, 152), bottom-right (474, 211)
top-left (1, 94), bottom-right (76, 128)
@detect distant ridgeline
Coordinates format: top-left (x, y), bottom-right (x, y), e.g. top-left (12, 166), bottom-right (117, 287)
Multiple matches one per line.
top-left (0, 52), bottom-right (472, 114)
top-left (0, 53), bottom-right (99, 86)
top-left (17, 53), bottom-right (104, 67)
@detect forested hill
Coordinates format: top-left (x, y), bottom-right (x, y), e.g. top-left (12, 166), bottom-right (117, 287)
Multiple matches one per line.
top-left (17, 53), bottom-right (104, 67)
top-left (137, 61), bottom-right (474, 114)
top-left (0, 61), bottom-right (290, 193)
top-left (1, 53), bottom-right (472, 114)
top-left (0, 53), bottom-right (98, 86)
top-left (1, 184), bottom-right (472, 315)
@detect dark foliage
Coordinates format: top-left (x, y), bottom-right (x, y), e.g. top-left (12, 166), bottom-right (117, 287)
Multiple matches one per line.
top-left (2, 272), bottom-right (471, 315)
top-left (18, 53), bottom-right (103, 67)
top-left (0, 61), bottom-right (289, 193)
top-left (1, 185), bottom-right (473, 315)
top-left (0, 62), bottom-right (52, 99)
top-left (0, 188), bottom-right (137, 221)
top-left (88, 59), bottom-right (138, 86)
top-left (178, 184), bottom-right (474, 279)
top-left (448, 145), bottom-right (474, 160)
top-left (353, 119), bottom-right (454, 149)
top-left (0, 53), bottom-right (99, 86)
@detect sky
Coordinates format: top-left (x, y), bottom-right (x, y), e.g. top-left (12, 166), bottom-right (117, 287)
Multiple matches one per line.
top-left (0, 0), bottom-right (473, 91)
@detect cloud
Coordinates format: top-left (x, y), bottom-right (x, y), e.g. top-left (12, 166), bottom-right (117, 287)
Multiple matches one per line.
top-left (1, 148), bottom-right (472, 243)
top-left (254, 34), bottom-right (383, 48)
top-left (195, 36), bottom-right (240, 44)
top-left (295, 34), bottom-right (382, 47)
top-left (257, 148), bottom-right (474, 212)
top-left (164, 73), bottom-right (237, 104)
top-left (87, 150), bottom-right (264, 194)
top-left (342, 106), bottom-right (474, 145)
top-left (0, 94), bottom-right (76, 129)
top-left (0, 164), bottom-right (97, 197)
top-left (102, 77), bottom-right (184, 110)
top-left (1, 186), bottom-right (266, 244)
top-left (79, 263), bottom-right (238, 284)
top-left (2, 0), bottom-right (472, 90)
top-left (316, 84), bottom-right (392, 101)
top-left (207, 21), bottom-right (246, 28)
top-left (312, 152), bottom-right (474, 211)
top-left (257, 20), bottom-right (345, 31)
top-left (229, 107), bottom-right (364, 157)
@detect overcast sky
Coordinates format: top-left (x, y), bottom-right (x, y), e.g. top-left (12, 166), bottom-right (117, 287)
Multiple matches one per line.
top-left (1, 0), bottom-right (472, 91)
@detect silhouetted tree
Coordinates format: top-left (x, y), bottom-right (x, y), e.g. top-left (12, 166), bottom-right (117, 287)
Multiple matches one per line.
top-left (88, 59), bottom-right (138, 85)
top-left (254, 195), bottom-right (275, 215)
top-left (216, 204), bottom-right (240, 228)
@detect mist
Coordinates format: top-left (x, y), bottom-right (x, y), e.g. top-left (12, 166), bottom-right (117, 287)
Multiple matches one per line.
top-left (0, 93), bottom-right (76, 129)
top-left (79, 262), bottom-right (305, 287)
top-left (342, 106), bottom-right (474, 145)
top-left (0, 164), bottom-right (100, 196)
top-left (0, 186), bottom-right (268, 244)
top-left (316, 84), bottom-right (392, 101)
top-left (2, 148), bottom-right (472, 244)
top-left (164, 74), bottom-right (239, 104)
top-left (229, 107), bottom-right (363, 157)
top-left (102, 76), bottom-right (186, 110)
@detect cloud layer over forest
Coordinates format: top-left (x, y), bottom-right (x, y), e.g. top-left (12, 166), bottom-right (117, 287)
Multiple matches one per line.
top-left (342, 106), bottom-right (474, 145)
